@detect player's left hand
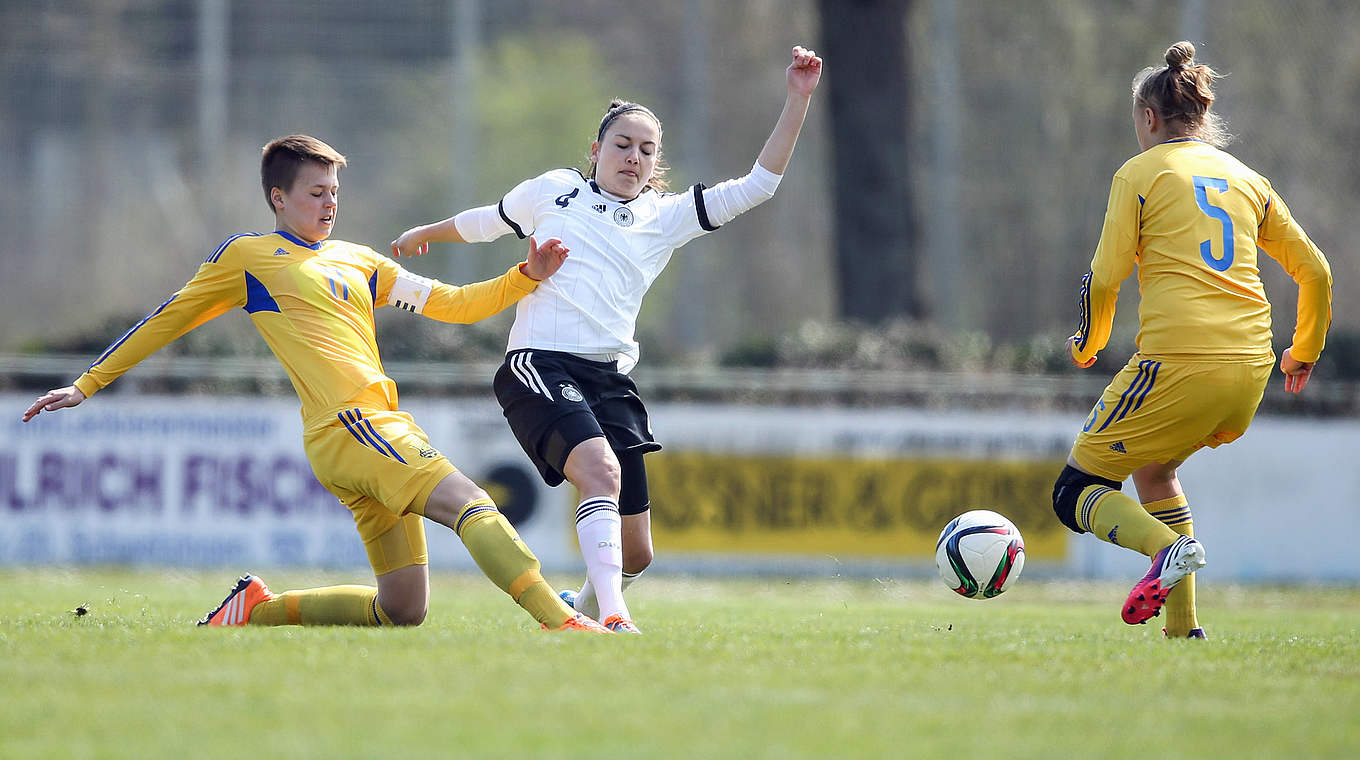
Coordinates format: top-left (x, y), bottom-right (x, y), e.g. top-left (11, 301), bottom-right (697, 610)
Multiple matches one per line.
top-left (522, 236), bottom-right (569, 281)
top-left (787, 45), bottom-right (823, 97)
top-left (1279, 347), bottom-right (1314, 394)
top-left (22, 385), bottom-right (85, 423)
top-left (1065, 336), bottom-right (1097, 368)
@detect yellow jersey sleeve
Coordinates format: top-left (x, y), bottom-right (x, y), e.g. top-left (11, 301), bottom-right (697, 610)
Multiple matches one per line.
top-left (1071, 173), bottom-right (1140, 364)
top-left (373, 256), bottom-right (538, 324)
top-left (1068, 140), bottom-right (1332, 365)
top-left (74, 246), bottom-right (246, 398)
top-left (1257, 188), bottom-right (1333, 363)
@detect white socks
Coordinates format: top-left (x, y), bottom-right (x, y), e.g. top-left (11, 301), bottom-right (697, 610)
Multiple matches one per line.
top-left (573, 569), bottom-right (644, 620)
top-left (574, 497), bottom-right (629, 622)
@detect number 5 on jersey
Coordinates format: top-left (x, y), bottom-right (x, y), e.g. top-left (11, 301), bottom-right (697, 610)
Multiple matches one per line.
top-left (1192, 175), bottom-right (1233, 271)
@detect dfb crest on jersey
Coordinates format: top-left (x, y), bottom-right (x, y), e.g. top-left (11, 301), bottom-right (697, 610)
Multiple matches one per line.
top-left (559, 384), bottom-right (585, 402)
top-left (613, 207), bottom-right (634, 227)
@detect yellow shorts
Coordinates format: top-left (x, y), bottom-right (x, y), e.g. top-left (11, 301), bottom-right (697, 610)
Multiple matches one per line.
top-left (1071, 354), bottom-right (1273, 481)
top-left (304, 404), bottom-right (457, 575)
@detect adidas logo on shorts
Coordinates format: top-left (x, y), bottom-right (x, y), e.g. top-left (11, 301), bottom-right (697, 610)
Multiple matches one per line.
top-left (1109, 441), bottom-right (1127, 454)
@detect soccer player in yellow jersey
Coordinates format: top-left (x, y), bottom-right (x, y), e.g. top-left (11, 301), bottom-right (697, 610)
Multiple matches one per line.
top-left (1052, 43), bottom-right (1333, 637)
top-left (21, 134), bottom-right (609, 633)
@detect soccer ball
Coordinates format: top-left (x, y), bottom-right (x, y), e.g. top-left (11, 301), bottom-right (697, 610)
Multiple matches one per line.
top-left (935, 509), bottom-right (1025, 599)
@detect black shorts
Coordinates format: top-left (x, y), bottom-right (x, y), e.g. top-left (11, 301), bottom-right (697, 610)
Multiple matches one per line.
top-left (493, 349), bottom-right (661, 489)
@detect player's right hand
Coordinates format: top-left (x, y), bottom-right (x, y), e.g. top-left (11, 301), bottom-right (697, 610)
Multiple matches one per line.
top-left (22, 385), bottom-right (85, 422)
top-left (390, 228), bottom-right (430, 258)
top-left (1279, 348), bottom-right (1314, 394)
top-left (522, 236), bottom-right (569, 281)
top-left (1065, 336), bottom-right (1097, 368)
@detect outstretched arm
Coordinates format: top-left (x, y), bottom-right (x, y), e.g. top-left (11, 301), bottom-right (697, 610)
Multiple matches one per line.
top-left (391, 216), bottom-right (467, 258)
top-left (21, 386), bottom-right (86, 422)
top-left (378, 236), bottom-right (568, 324)
top-left (756, 45), bottom-right (823, 175)
top-left (695, 46), bottom-right (824, 229)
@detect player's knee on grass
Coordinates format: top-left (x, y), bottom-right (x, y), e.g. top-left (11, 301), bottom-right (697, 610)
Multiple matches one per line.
top-left (1052, 465), bottom-right (1124, 534)
top-left (382, 598), bottom-right (428, 627)
top-left (377, 581), bottom-right (429, 626)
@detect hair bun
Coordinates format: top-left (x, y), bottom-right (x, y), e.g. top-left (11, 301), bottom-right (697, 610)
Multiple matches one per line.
top-left (1165, 41), bottom-right (1196, 69)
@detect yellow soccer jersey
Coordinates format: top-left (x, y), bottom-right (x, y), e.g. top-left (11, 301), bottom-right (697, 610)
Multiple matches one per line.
top-left (74, 230), bottom-right (537, 419)
top-left (1072, 138), bottom-right (1332, 364)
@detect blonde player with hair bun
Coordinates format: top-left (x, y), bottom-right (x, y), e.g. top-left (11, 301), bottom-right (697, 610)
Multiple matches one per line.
top-left (1051, 42), bottom-right (1333, 637)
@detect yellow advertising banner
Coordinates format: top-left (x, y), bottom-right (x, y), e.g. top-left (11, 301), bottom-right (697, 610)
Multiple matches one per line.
top-left (648, 452), bottom-right (1068, 559)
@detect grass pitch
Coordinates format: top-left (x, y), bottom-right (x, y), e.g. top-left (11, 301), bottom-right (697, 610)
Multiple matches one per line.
top-left (2, 569), bottom-right (1358, 759)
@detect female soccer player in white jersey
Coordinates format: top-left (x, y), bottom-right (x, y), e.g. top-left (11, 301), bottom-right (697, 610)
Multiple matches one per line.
top-left (1051, 42), bottom-right (1332, 637)
top-left (392, 46), bottom-right (823, 633)
top-left (22, 134), bottom-right (610, 633)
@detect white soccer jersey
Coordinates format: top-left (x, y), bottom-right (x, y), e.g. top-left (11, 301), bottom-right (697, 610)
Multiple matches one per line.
top-left (495, 168), bottom-right (720, 370)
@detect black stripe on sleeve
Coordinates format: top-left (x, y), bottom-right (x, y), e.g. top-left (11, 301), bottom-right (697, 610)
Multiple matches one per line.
top-left (693, 183), bottom-right (720, 232)
top-left (498, 200), bottom-right (527, 239)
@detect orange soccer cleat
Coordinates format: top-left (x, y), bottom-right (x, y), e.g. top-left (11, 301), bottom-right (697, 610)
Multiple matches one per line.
top-left (601, 614), bottom-right (642, 634)
top-left (198, 574), bottom-right (275, 626)
top-left (543, 612), bottom-right (612, 634)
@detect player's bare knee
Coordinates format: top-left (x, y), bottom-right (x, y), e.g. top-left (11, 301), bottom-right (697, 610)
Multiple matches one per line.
top-left (575, 459), bottom-right (621, 498)
top-left (423, 476), bottom-right (493, 529)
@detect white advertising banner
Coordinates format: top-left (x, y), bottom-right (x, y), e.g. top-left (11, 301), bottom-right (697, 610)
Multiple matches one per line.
top-left (2, 394), bottom-right (1356, 581)
top-left (0, 394), bottom-right (573, 571)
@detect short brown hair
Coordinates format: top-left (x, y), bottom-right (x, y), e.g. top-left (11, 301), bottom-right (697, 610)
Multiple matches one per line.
top-left (1132, 41), bottom-right (1231, 147)
top-left (260, 135), bottom-right (348, 214)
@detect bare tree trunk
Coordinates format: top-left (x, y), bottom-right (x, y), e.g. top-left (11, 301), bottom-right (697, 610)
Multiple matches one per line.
top-left (819, 0), bottom-right (922, 322)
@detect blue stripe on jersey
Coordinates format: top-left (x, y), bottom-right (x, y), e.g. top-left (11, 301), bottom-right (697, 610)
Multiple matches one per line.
top-left (88, 296), bottom-right (178, 369)
top-left (498, 200), bottom-right (527, 239)
top-left (368, 271), bottom-right (378, 305)
top-left (242, 271), bottom-right (281, 314)
top-left (1076, 271), bottom-right (1092, 351)
top-left (1138, 195), bottom-right (1146, 205)
top-left (693, 183), bottom-right (720, 231)
top-left (208, 232), bottom-right (261, 263)
top-left (274, 229), bottom-right (323, 250)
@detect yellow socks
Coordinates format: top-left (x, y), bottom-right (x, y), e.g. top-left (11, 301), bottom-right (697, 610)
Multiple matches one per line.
top-left (1077, 485), bottom-right (1179, 557)
top-left (1145, 495), bottom-right (1199, 636)
top-left (454, 498), bottom-right (576, 628)
top-left (249, 585), bottom-right (386, 626)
